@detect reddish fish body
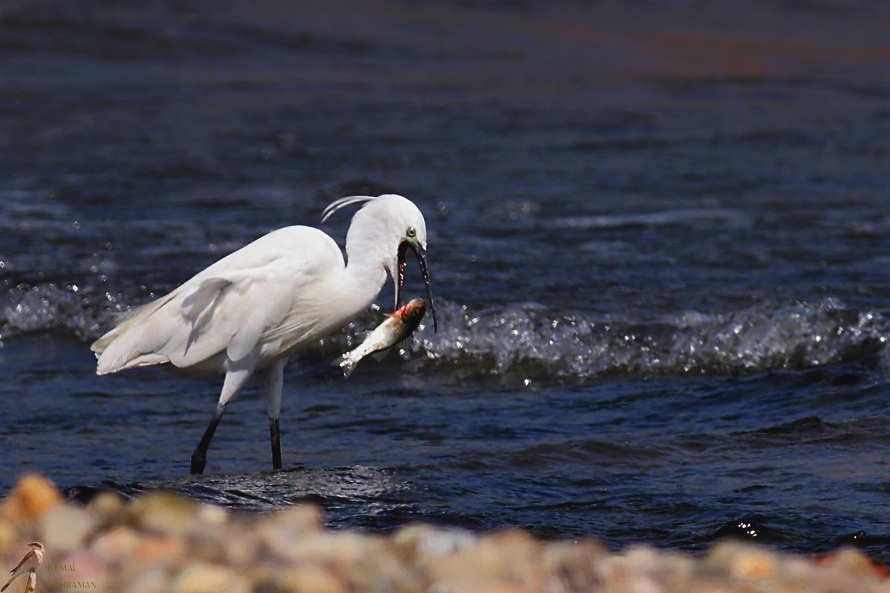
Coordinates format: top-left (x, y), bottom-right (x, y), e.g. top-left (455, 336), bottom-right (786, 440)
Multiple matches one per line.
top-left (337, 299), bottom-right (427, 377)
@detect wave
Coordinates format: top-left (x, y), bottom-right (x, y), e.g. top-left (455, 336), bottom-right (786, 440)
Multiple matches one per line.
top-left (398, 298), bottom-right (887, 381)
top-left (1, 283), bottom-right (886, 380)
top-left (65, 465), bottom-right (407, 511)
top-left (541, 208), bottom-right (753, 231)
top-left (0, 283), bottom-right (107, 346)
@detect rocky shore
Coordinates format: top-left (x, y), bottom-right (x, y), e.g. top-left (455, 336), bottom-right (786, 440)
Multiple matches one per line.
top-left (0, 473), bottom-right (887, 593)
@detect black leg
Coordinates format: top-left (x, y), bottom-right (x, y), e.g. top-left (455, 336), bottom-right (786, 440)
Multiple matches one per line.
top-left (191, 405), bottom-right (226, 475)
top-left (270, 417), bottom-right (282, 471)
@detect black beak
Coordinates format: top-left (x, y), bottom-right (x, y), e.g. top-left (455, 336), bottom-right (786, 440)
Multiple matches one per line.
top-left (397, 240), bottom-right (439, 332)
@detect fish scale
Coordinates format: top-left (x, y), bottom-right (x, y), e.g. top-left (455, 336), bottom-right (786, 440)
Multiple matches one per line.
top-left (338, 298), bottom-right (427, 377)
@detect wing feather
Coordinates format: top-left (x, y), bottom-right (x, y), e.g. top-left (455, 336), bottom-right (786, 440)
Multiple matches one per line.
top-left (92, 226), bottom-right (344, 375)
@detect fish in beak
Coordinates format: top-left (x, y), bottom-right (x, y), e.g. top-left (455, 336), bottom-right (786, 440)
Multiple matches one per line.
top-left (396, 239), bottom-right (438, 332)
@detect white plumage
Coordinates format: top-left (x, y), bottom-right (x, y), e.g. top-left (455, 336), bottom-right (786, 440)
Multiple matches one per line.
top-left (92, 194), bottom-right (438, 474)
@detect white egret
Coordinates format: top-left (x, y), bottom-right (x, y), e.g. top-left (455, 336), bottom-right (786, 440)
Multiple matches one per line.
top-left (91, 194), bottom-right (438, 474)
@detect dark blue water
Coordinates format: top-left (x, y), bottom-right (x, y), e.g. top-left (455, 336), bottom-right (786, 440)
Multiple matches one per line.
top-left (2, 0), bottom-right (890, 561)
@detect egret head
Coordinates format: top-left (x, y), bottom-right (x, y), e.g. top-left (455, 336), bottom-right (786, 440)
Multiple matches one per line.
top-left (323, 194), bottom-right (439, 331)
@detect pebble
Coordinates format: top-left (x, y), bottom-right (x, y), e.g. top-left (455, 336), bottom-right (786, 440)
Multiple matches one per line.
top-left (0, 473), bottom-right (887, 593)
top-left (91, 526), bottom-right (142, 566)
top-left (41, 503), bottom-right (95, 554)
top-left (171, 561), bottom-right (250, 593)
top-left (0, 473), bottom-right (62, 523)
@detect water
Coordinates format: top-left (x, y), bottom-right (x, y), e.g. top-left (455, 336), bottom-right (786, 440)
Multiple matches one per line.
top-left (2, 0), bottom-right (890, 561)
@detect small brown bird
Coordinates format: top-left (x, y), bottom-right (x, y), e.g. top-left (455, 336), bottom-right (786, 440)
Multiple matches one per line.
top-left (2, 542), bottom-right (44, 592)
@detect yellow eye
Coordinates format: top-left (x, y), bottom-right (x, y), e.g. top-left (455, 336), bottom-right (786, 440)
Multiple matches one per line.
top-left (406, 226), bottom-right (417, 239)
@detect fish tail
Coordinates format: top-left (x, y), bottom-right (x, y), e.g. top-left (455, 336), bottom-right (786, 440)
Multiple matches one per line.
top-left (336, 355), bottom-right (358, 378)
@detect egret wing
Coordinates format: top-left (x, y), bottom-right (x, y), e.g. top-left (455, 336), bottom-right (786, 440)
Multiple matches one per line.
top-left (93, 226), bottom-right (344, 375)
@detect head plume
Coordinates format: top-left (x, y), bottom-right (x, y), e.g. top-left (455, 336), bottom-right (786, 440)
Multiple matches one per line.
top-left (321, 193), bottom-right (438, 332)
top-left (321, 195), bottom-right (378, 223)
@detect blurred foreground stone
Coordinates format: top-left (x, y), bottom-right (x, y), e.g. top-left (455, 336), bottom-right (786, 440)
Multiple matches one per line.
top-left (0, 473), bottom-right (888, 593)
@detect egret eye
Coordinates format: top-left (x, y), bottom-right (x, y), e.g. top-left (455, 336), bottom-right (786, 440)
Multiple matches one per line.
top-left (406, 226), bottom-right (417, 239)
